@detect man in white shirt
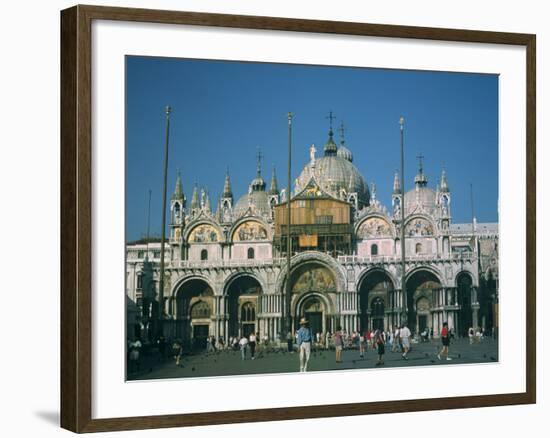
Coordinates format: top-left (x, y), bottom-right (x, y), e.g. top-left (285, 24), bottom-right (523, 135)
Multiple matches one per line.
top-left (239, 335), bottom-right (248, 360)
top-left (400, 324), bottom-right (411, 360)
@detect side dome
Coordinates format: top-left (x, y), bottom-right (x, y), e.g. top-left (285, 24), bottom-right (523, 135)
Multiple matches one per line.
top-left (233, 158), bottom-right (271, 218)
top-left (337, 145), bottom-right (353, 162)
top-left (234, 190), bottom-right (271, 218)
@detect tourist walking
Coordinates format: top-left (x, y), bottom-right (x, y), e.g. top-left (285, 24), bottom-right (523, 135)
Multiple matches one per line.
top-left (438, 322), bottom-right (452, 360)
top-left (325, 331), bottom-right (331, 350)
top-left (468, 327), bottom-right (474, 345)
top-left (249, 331), bottom-right (257, 360)
top-left (239, 335), bottom-right (248, 360)
top-left (400, 323), bottom-right (411, 360)
top-left (172, 339), bottom-right (183, 367)
top-left (128, 338), bottom-right (142, 373)
top-left (392, 326), bottom-right (401, 352)
top-left (297, 318), bottom-right (313, 372)
top-left (334, 326), bottom-right (344, 363)
top-left (375, 329), bottom-right (385, 365)
top-left (359, 331), bottom-right (366, 358)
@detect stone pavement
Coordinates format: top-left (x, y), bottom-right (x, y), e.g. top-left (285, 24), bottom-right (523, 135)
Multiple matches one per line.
top-left (128, 337), bottom-right (498, 381)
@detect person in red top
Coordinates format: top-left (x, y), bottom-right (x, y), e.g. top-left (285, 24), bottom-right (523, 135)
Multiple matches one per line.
top-left (438, 322), bottom-right (452, 361)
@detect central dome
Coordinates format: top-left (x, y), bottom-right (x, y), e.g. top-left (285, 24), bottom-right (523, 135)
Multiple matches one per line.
top-left (295, 133), bottom-right (369, 207)
top-left (404, 186), bottom-right (436, 214)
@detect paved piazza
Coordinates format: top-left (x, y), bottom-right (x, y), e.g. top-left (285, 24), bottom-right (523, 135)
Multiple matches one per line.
top-left (128, 338), bottom-right (498, 380)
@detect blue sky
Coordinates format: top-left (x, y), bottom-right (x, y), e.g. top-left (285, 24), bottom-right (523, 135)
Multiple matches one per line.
top-left (126, 56), bottom-right (498, 241)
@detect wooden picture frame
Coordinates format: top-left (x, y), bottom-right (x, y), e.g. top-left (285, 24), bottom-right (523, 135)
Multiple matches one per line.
top-left (60, 4), bottom-right (536, 433)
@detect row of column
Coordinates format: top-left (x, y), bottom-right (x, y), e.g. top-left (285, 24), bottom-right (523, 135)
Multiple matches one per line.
top-left (337, 292), bottom-right (358, 312)
top-left (261, 294), bottom-right (282, 315)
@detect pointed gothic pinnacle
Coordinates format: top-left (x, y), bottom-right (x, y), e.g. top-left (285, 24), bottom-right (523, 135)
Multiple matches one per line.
top-left (440, 168), bottom-right (449, 192)
top-left (223, 168), bottom-right (233, 198)
top-left (270, 165), bottom-right (279, 195)
top-left (393, 171), bottom-right (401, 194)
top-left (191, 183), bottom-right (199, 210)
top-left (173, 170), bottom-right (183, 199)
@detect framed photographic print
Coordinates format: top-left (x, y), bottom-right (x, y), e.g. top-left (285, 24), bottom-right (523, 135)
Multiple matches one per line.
top-left (60, 4), bottom-right (536, 433)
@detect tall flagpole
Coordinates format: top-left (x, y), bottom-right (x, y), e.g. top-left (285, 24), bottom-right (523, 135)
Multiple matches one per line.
top-left (285, 112), bottom-right (293, 336)
top-left (158, 105), bottom-right (171, 337)
top-left (145, 189), bottom-right (152, 258)
top-left (470, 182), bottom-right (475, 235)
top-left (399, 116), bottom-right (406, 325)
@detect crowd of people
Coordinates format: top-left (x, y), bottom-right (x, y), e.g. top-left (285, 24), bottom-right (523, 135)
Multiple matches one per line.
top-left (127, 321), bottom-right (493, 375)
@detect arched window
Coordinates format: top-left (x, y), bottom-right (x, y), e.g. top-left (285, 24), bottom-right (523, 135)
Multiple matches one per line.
top-left (371, 244), bottom-right (378, 256)
top-left (200, 249), bottom-right (208, 261)
top-left (415, 243), bottom-right (422, 254)
top-left (247, 247), bottom-right (255, 259)
top-left (241, 302), bottom-right (255, 322)
top-left (371, 297), bottom-right (385, 317)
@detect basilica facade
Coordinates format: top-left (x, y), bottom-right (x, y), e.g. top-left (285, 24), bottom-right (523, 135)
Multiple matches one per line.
top-left (126, 126), bottom-right (499, 349)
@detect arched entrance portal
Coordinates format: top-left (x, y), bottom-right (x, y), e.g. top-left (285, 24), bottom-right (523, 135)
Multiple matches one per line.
top-left (226, 275), bottom-right (262, 338)
top-left (371, 297), bottom-right (385, 331)
top-left (457, 272), bottom-right (473, 336)
top-left (358, 270), bottom-right (393, 332)
top-left (296, 295), bottom-right (327, 338)
top-left (406, 270), bottom-right (441, 335)
top-left (290, 262), bottom-right (337, 334)
top-left (174, 278), bottom-right (213, 350)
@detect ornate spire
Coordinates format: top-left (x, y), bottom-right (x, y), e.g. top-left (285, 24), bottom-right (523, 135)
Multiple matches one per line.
top-left (393, 171), bottom-right (401, 194)
top-left (414, 153), bottom-right (428, 187)
top-left (370, 182), bottom-right (377, 203)
top-left (324, 111), bottom-right (338, 156)
top-left (204, 189), bottom-right (211, 214)
top-left (191, 183), bottom-right (199, 210)
top-left (222, 168), bottom-right (233, 198)
top-left (172, 170), bottom-right (184, 200)
top-left (269, 165), bottom-right (279, 194)
top-left (440, 168), bottom-right (449, 192)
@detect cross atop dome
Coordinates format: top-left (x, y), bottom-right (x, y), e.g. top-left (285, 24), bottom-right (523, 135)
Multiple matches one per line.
top-left (338, 121), bottom-right (346, 146)
top-left (256, 148), bottom-right (263, 177)
top-left (324, 111), bottom-right (338, 156)
top-left (414, 152), bottom-right (428, 187)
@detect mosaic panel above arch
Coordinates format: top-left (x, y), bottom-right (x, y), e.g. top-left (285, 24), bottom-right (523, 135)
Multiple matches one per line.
top-left (405, 217), bottom-right (434, 237)
top-left (190, 300), bottom-right (212, 319)
top-left (232, 221), bottom-right (269, 242)
top-left (189, 224), bottom-right (221, 243)
top-left (357, 217), bottom-right (392, 238)
top-left (292, 266), bottom-right (336, 294)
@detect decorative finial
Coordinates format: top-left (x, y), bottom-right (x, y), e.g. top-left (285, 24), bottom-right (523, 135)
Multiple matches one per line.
top-left (399, 116), bottom-right (404, 129)
top-left (288, 112), bottom-right (293, 124)
top-left (165, 105), bottom-right (172, 116)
